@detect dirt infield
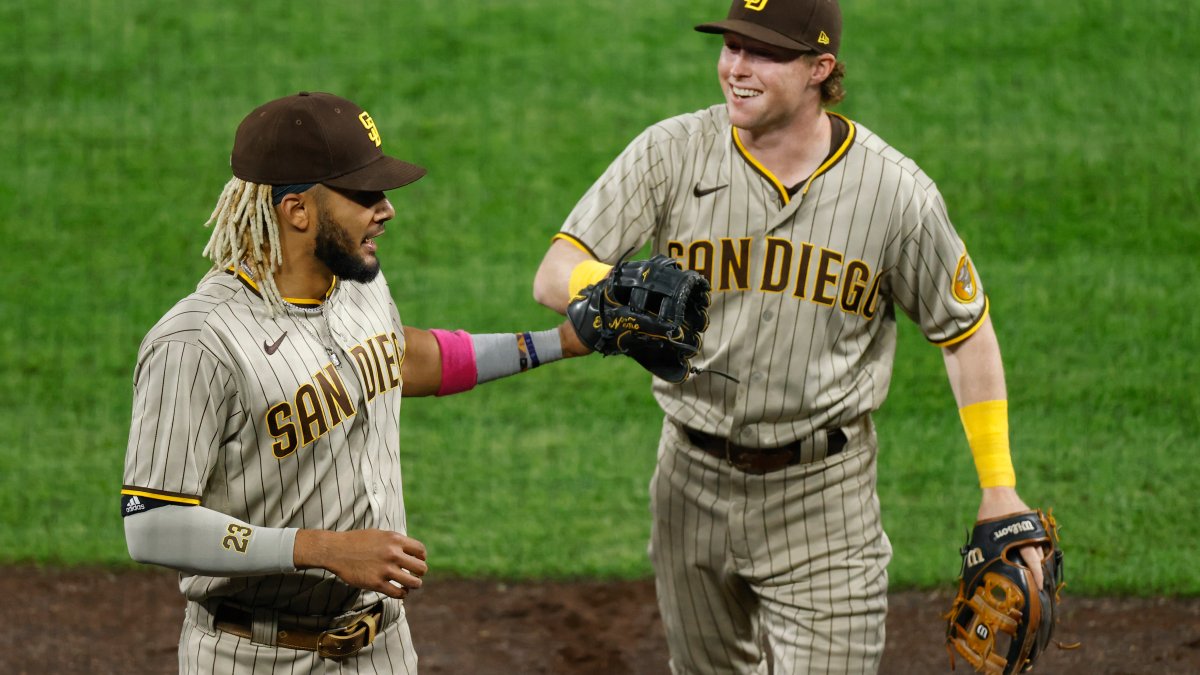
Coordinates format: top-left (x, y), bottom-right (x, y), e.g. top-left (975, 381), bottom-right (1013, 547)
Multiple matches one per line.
top-left (2, 566), bottom-right (1198, 674)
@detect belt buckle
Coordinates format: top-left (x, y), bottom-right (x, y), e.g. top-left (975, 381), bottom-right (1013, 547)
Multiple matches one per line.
top-left (316, 610), bottom-right (379, 660)
top-left (724, 439), bottom-right (754, 472)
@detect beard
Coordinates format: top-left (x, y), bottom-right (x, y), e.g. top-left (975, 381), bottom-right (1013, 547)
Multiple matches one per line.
top-left (314, 208), bottom-right (380, 283)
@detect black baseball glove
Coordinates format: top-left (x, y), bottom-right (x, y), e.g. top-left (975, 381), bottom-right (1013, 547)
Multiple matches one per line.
top-left (567, 255), bottom-right (710, 383)
top-left (945, 509), bottom-right (1066, 674)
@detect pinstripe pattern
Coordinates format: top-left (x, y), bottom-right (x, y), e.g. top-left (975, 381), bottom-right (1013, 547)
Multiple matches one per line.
top-left (649, 417), bottom-right (889, 674)
top-left (561, 105), bottom-right (986, 443)
top-left (561, 105), bottom-right (984, 673)
top-left (125, 269), bottom-right (415, 668)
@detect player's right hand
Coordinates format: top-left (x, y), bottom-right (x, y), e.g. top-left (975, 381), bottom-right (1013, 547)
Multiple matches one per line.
top-left (294, 528), bottom-right (429, 599)
top-left (558, 320), bottom-right (592, 358)
top-left (976, 487), bottom-right (1044, 588)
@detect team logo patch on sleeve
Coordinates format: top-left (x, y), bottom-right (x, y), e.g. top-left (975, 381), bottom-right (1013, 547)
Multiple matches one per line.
top-left (952, 254), bottom-right (978, 303)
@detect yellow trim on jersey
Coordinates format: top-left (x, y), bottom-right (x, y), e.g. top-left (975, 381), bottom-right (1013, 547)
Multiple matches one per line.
top-left (551, 232), bottom-right (597, 258)
top-left (120, 488), bottom-right (201, 506)
top-left (732, 128), bottom-right (791, 205)
top-left (932, 296), bottom-right (990, 348)
top-left (731, 112), bottom-right (858, 204)
top-left (232, 267), bottom-right (257, 291)
top-left (230, 266), bottom-right (336, 307)
top-left (799, 112), bottom-right (856, 197)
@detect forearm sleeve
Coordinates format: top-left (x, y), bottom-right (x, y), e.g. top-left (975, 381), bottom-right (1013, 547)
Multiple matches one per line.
top-left (471, 330), bottom-right (562, 384)
top-left (430, 328), bottom-right (563, 395)
top-left (124, 504), bottom-right (298, 577)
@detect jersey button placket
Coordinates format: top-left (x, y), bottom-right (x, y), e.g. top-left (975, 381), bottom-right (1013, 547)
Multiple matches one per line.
top-left (726, 448), bottom-right (754, 569)
top-left (361, 459), bottom-right (384, 519)
top-left (325, 312), bottom-right (351, 373)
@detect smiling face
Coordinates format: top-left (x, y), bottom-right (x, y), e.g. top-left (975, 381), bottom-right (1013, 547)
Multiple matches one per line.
top-left (313, 186), bottom-right (395, 283)
top-left (717, 33), bottom-right (828, 135)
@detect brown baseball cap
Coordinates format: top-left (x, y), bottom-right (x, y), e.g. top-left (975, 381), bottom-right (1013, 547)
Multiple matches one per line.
top-left (696, 0), bottom-right (842, 56)
top-left (230, 92), bottom-right (426, 191)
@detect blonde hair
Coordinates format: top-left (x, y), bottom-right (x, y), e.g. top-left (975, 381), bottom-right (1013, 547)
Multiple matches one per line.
top-left (201, 177), bottom-right (287, 315)
top-left (809, 56), bottom-right (846, 107)
top-left (821, 60), bottom-right (846, 106)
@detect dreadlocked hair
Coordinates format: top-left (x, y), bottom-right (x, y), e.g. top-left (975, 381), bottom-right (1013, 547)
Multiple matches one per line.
top-left (202, 177), bottom-right (287, 316)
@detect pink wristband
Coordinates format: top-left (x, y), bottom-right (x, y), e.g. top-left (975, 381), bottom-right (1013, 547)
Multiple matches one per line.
top-left (429, 329), bottom-right (478, 396)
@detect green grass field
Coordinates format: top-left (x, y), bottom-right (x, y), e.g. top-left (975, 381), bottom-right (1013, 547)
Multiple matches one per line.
top-left (1, 0), bottom-right (1196, 595)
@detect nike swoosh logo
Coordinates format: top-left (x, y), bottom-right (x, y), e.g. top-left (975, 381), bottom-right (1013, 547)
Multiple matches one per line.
top-left (693, 183), bottom-right (728, 198)
top-left (263, 331), bottom-right (288, 355)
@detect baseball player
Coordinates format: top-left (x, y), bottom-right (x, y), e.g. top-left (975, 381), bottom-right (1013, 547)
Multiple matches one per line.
top-left (121, 91), bottom-right (586, 672)
top-left (533, 1), bottom-right (1047, 673)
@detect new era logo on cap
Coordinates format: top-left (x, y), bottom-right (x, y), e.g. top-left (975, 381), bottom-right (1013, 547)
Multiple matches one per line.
top-left (230, 92), bottom-right (426, 192)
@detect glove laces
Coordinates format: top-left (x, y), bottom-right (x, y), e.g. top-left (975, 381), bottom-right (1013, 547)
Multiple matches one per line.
top-left (688, 366), bottom-right (740, 383)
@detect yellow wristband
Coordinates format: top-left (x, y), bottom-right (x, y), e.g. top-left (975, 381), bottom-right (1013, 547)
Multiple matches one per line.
top-left (958, 400), bottom-right (1016, 488)
top-left (568, 260), bottom-right (614, 299)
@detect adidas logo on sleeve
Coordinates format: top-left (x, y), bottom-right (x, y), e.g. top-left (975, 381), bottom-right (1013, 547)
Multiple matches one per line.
top-left (123, 495), bottom-right (146, 515)
top-left (121, 493), bottom-right (174, 517)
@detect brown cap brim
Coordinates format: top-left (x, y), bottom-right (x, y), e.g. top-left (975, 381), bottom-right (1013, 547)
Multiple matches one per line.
top-left (322, 155), bottom-right (427, 192)
top-left (696, 20), bottom-right (819, 53)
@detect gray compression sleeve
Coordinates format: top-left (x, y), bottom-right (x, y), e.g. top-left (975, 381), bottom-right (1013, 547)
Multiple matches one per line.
top-left (124, 504), bottom-right (298, 576)
top-left (470, 329), bottom-right (563, 384)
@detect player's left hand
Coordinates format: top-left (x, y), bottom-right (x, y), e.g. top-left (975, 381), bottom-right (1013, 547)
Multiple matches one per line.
top-left (566, 254), bottom-right (710, 383)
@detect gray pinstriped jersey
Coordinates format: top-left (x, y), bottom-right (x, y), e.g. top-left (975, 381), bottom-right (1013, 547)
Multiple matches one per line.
top-left (123, 269), bottom-right (407, 615)
top-left (559, 104), bottom-right (987, 448)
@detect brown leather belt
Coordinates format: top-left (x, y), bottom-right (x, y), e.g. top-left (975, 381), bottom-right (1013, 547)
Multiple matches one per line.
top-left (213, 602), bottom-right (383, 660)
top-left (685, 427), bottom-right (848, 474)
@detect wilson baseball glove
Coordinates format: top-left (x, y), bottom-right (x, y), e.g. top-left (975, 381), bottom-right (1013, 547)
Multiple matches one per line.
top-left (567, 254), bottom-right (710, 383)
top-left (945, 509), bottom-right (1066, 674)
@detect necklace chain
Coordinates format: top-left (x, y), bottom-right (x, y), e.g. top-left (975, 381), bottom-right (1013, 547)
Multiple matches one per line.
top-left (240, 263), bottom-right (342, 367)
top-left (296, 315), bottom-right (343, 368)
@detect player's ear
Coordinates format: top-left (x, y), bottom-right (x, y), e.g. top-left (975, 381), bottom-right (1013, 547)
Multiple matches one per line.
top-left (275, 193), bottom-right (314, 232)
top-left (809, 54), bottom-right (837, 86)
